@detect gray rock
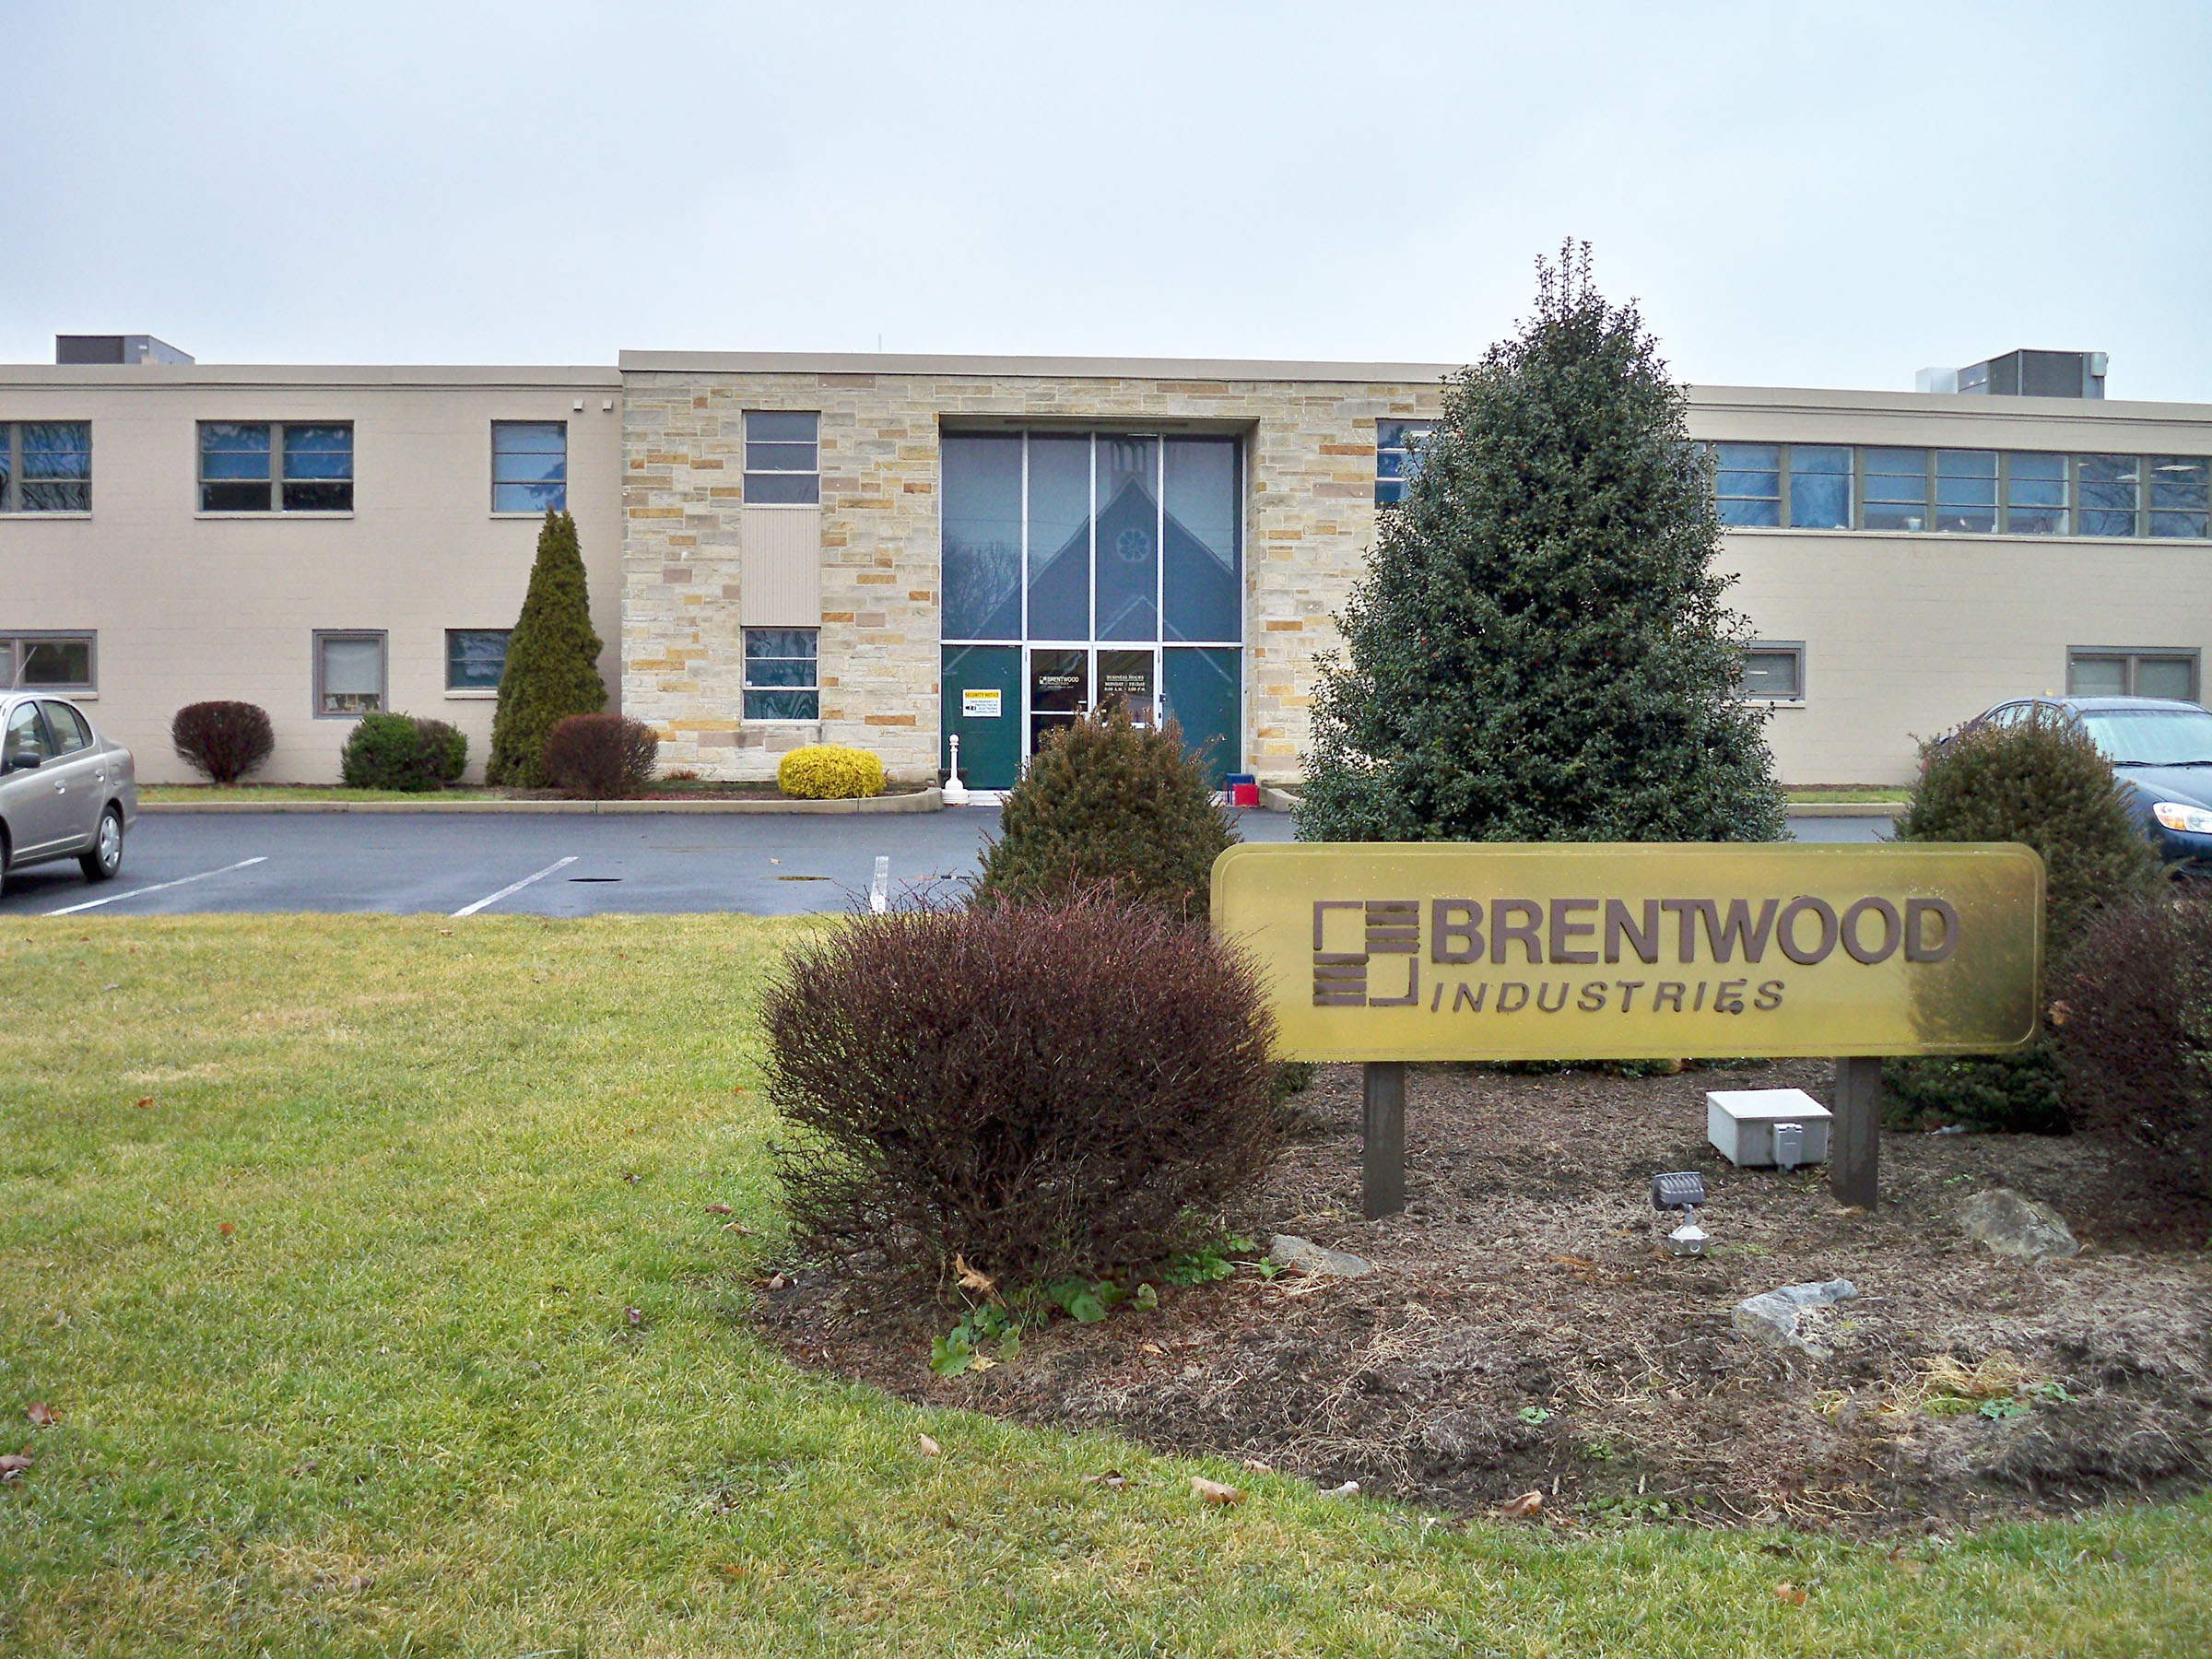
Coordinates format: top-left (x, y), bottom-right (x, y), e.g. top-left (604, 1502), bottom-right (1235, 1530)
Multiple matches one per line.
top-left (1732, 1278), bottom-right (1859, 1359)
top-left (1959, 1189), bottom-right (2078, 1263)
top-left (1268, 1233), bottom-right (1373, 1277)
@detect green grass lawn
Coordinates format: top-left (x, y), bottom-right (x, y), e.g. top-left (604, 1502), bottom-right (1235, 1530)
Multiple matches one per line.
top-left (1783, 788), bottom-right (1911, 805)
top-left (3, 915), bottom-right (2206, 1656)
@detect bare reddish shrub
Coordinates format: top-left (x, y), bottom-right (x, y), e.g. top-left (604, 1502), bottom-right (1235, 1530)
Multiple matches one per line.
top-left (763, 895), bottom-right (1282, 1286)
top-left (170, 700), bottom-right (275, 784)
top-left (2053, 896), bottom-right (2212, 1221)
top-left (540, 712), bottom-right (659, 799)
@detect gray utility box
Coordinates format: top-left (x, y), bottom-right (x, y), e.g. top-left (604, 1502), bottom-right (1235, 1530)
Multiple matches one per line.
top-left (1707, 1088), bottom-right (1832, 1169)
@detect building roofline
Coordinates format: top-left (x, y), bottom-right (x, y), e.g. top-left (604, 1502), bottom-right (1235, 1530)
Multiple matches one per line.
top-left (0, 363), bottom-right (622, 389)
top-left (617, 348), bottom-right (1463, 382)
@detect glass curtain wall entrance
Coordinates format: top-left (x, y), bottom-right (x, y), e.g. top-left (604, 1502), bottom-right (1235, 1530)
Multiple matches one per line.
top-left (940, 431), bottom-right (1243, 791)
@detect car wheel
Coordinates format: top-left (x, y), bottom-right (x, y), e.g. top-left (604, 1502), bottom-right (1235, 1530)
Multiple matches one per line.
top-left (80, 806), bottom-right (124, 883)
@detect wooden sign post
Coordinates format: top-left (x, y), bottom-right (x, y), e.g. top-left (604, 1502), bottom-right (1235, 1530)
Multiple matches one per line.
top-left (1216, 843), bottom-right (2043, 1221)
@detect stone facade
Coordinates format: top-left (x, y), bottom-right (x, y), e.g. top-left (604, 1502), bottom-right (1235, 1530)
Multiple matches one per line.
top-left (618, 354), bottom-right (1448, 783)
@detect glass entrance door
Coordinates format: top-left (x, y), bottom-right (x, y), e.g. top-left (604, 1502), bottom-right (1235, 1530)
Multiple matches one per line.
top-left (1028, 648), bottom-right (1088, 756)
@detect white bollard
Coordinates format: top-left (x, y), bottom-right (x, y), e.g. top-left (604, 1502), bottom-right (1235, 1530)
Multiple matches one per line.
top-left (942, 733), bottom-right (971, 806)
top-left (869, 855), bottom-right (889, 914)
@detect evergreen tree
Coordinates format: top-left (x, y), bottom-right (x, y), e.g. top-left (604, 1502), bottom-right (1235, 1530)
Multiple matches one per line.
top-left (487, 510), bottom-right (606, 786)
top-left (1296, 245), bottom-right (1786, 844)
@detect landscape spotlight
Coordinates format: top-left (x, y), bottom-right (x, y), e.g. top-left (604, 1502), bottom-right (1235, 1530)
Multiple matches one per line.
top-left (1652, 1171), bottom-right (1709, 1257)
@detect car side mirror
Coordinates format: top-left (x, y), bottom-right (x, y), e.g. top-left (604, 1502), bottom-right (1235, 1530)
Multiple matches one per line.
top-left (4, 752), bottom-right (41, 772)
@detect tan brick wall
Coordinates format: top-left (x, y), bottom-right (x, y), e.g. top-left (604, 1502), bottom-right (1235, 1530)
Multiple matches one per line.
top-left (620, 369), bottom-right (1445, 783)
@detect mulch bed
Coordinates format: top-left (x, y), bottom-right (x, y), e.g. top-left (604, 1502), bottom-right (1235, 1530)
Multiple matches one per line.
top-left (753, 1060), bottom-right (2212, 1535)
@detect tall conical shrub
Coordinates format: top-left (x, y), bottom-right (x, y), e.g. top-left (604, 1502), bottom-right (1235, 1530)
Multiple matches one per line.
top-left (1296, 244), bottom-right (1786, 844)
top-left (487, 509), bottom-right (606, 786)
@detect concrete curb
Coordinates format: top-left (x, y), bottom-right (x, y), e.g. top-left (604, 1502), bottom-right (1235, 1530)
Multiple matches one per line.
top-left (1244, 789), bottom-right (1900, 820)
top-left (140, 787), bottom-right (946, 817)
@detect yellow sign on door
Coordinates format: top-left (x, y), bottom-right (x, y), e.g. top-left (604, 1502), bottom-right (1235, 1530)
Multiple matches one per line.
top-left (1211, 842), bottom-right (2042, 1062)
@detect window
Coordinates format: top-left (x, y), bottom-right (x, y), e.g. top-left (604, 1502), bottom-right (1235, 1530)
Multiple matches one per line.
top-left (1375, 420), bottom-right (1435, 507)
top-left (1712, 442), bottom-right (1781, 526)
top-left (1737, 642), bottom-right (1805, 700)
top-left (1932, 450), bottom-right (1997, 533)
top-left (744, 411), bottom-right (818, 504)
top-left (1, 632), bottom-right (95, 691)
top-left (199, 422), bottom-right (354, 512)
top-left (2148, 456), bottom-right (2211, 539)
top-left (1786, 445), bottom-right (1853, 528)
top-left (2077, 454), bottom-right (2139, 536)
top-left (41, 700), bottom-right (93, 754)
top-left (2004, 453), bottom-right (2068, 535)
top-left (743, 628), bottom-right (818, 720)
top-left (445, 629), bottom-right (510, 691)
top-left (4, 702), bottom-right (52, 769)
top-left (2067, 649), bottom-right (2199, 701)
top-left (492, 421), bottom-right (566, 512)
top-left (314, 630), bottom-right (385, 715)
top-left (1861, 447), bottom-right (1929, 531)
top-left (0, 422), bottom-right (91, 512)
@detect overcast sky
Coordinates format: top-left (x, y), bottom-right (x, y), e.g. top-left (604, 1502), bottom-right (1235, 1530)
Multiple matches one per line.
top-left (5, 2), bottom-right (2208, 399)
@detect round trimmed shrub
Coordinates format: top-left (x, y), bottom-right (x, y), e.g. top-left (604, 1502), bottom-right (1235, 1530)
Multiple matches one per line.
top-left (1885, 711), bottom-right (2165, 1132)
top-left (778, 744), bottom-right (886, 800)
top-left (972, 701), bottom-right (1235, 921)
top-left (340, 713), bottom-right (467, 793)
top-left (763, 896), bottom-right (1283, 1287)
top-left (171, 700), bottom-right (274, 784)
top-left (541, 712), bottom-right (659, 799)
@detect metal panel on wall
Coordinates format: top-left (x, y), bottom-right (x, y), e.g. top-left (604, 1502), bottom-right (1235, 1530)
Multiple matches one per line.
top-left (739, 505), bottom-right (822, 626)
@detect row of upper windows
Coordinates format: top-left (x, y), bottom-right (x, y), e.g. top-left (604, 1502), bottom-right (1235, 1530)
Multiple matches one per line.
top-left (0, 411), bottom-right (827, 516)
top-left (1375, 422), bottom-right (2212, 541)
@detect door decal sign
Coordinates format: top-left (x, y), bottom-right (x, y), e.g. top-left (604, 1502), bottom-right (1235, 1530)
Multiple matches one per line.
top-left (962, 688), bottom-right (1003, 718)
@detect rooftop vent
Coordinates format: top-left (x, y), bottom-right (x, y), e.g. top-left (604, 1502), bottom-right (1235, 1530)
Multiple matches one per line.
top-left (55, 334), bottom-right (194, 366)
top-left (1916, 349), bottom-right (2105, 399)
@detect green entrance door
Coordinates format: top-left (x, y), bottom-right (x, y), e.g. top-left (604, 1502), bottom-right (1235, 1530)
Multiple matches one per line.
top-left (941, 645), bottom-right (1021, 791)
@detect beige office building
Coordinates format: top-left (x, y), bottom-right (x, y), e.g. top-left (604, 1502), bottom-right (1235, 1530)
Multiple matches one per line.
top-left (5, 339), bottom-right (2207, 787)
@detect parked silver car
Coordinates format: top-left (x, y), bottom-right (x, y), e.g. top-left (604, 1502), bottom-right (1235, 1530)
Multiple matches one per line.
top-left (0, 693), bottom-right (137, 891)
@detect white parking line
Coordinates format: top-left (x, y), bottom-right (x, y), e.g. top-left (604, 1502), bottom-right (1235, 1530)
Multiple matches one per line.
top-left (452, 855), bottom-right (577, 917)
top-left (46, 855), bottom-right (269, 917)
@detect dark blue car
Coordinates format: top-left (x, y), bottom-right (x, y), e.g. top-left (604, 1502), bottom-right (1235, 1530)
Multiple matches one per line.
top-left (1957, 695), bottom-right (2212, 871)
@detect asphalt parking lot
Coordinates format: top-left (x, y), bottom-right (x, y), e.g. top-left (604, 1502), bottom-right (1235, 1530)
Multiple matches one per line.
top-left (1, 807), bottom-right (1885, 919)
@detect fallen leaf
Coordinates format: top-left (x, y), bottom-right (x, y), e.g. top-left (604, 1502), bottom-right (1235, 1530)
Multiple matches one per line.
top-left (917, 1433), bottom-right (942, 1457)
top-left (1888, 1549), bottom-right (1925, 1578)
top-left (1083, 1468), bottom-right (1126, 1488)
top-left (953, 1254), bottom-right (996, 1298)
top-left (622, 1171), bottom-right (640, 1184)
top-left (968, 1354), bottom-right (997, 1372)
top-left (765, 1272), bottom-right (786, 1291)
top-left (721, 1221), bottom-right (757, 1236)
top-left (218, 1222), bottom-right (235, 1238)
top-left (704, 1203), bottom-right (734, 1215)
top-left (1499, 1490), bottom-right (1544, 1519)
top-left (439, 929), bottom-right (453, 935)
top-left (25, 1403), bottom-right (55, 1428)
top-left (716, 1564), bottom-right (747, 1579)
top-left (1241, 1457), bottom-right (1272, 1473)
top-left (625, 1306), bottom-right (643, 1326)
top-left (0, 1453), bottom-right (31, 1481)
top-left (1139, 1341), bottom-right (1165, 1355)
top-left (1773, 1582), bottom-right (1807, 1606)
top-left (1321, 1480), bottom-right (1361, 1499)
top-left (1191, 1476), bottom-right (1245, 1506)
top-left (135, 1097), bottom-right (153, 1109)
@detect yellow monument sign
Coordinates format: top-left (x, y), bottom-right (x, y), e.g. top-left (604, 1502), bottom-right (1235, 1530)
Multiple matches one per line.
top-left (1212, 842), bottom-right (2043, 1063)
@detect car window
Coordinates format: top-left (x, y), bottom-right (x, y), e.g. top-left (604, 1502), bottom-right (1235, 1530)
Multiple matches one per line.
top-left (5, 702), bottom-right (53, 766)
top-left (41, 701), bottom-right (93, 754)
top-left (2077, 708), bottom-right (2212, 766)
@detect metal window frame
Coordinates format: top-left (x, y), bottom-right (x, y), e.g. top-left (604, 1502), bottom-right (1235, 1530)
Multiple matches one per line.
top-left (198, 420), bottom-right (355, 513)
top-left (312, 629), bottom-right (387, 718)
top-left (1929, 448), bottom-right (2000, 535)
top-left (1736, 640), bottom-right (1806, 702)
top-left (0, 420), bottom-right (94, 514)
top-left (1999, 452), bottom-right (2072, 535)
top-left (1374, 418), bottom-right (1436, 507)
top-left (443, 627), bottom-right (512, 691)
top-left (2065, 646), bottom-right (2201, 701)
top-left (741, 409), bottom-right (821, 506)
top-left (740, 625), bottom-right (821, 723)
top-left (1, 629), bottom-right (98, 692)
top-left (488, 419), bottom-right (569, 514)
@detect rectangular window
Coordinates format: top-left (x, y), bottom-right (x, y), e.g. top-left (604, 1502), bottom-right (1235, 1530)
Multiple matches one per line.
top-left (2067, 649), bottom-right (2199, 701)
top-left (2077, 453), bottom-right (2140, 536)
top-left (742, 627), bottom-right (818, 720)
top-left (1785, 445), bottom-right (1852, 528)
top-left (1, 422), bottom-right (92, 512)
top-left (492, 420), bottom-right (567, 512)
top-left (1375, 420), bottom-right (1435, 507)
top-left (445, 629), bottom-right (510, 691)
top-left (314, 630), bottom-right (385, 715)
top-left (1932, 450), bottom-right (1997, 534)
top-left (2004, 453), bottom-right (2069, 535)
top-left (744, 411), bottom-right (819, 505)
top-left (1861, 447), bottom-right (1930, 531)
top-left (2147, 456), bottom-right (2210, 539)
top-left (1736, 642), bottom-right (1805, 700)
top-left (1, 632), bottom-right (96, 691)
top-left (200, 422), bottom-right (354, 512)
top-left (1712, 442), bottom-right (1781, 526)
